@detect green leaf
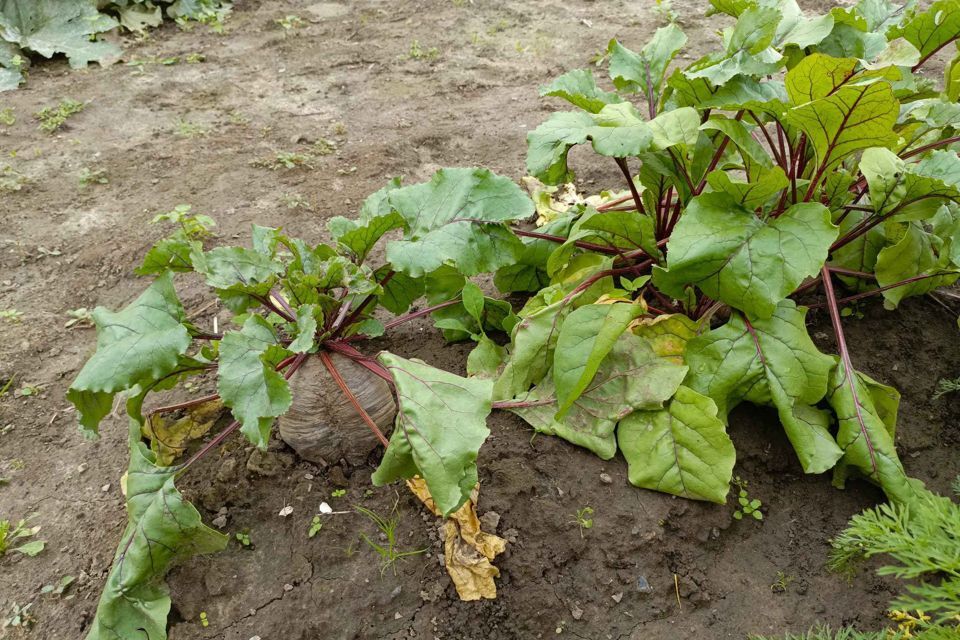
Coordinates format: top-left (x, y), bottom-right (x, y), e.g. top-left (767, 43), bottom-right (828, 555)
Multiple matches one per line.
top-left (377, 269), bottom-right (423, 314)
top-left (860, 147), bottom-right (960, 218)
top-left (385, 168), bottom-right (532, 276)
top-left (85, 422), bottom-right (227, 640)
top-left (706, 166), bottom-right (789, 210)
top-left (327, 178), bottom-right (405, 262)
top-left (784, 54), bottom-right (859, 104)
top-left (136, 238), bottom-right (199, 275)
top-left (217, 316), bottom-right (292, 449)
top-left (540, 68), bottom-right (623, 113)
top-left (617, 386), bottom-right (735, 504)
top-left (190, 245), bottom-right (284, 290)
top-left (778, 12), bottom-right (835, 49)
top-left (288, 304), bottom-right (319, 353)
top-left (874, 222), bottom-right (959, 308)
top-left (0, 0), bottom-right (120, 69)
top-left (785, 79), bottom-right (899, 179)
top-left (700, 116), bottom-right (774, 168)
top-left (607, 24), bottom-right (687, 98)
top-left (655, 194), bottom-right (838, 318)
top-left (553, 302), bottom-right (644, 416)
top-left (508, 332), bottom-right (687, 459)
top-left (68, 272), bottom-right (192, 435)
top-left (526, 111), bottom-right (596, 184)
top-left (892, 0), bottom-right (960, 61)
top-left (684, 300), bottom-right (843, 474)
top-left (827, 358), bottom-right (917, 504)
top-left (14, 540), bottom-right (44, 556)
top-left (726, 6), bottom-right (782, 55)
top-left (466, 335), bottom-right (505, 378)
top-left (372, 353), bottom-right (493, 516)
top-left (493, 296), bottom-right (571, 401)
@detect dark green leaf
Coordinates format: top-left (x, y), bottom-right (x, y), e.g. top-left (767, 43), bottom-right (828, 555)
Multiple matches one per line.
top-left (540, 68), bottom-right (623, 113)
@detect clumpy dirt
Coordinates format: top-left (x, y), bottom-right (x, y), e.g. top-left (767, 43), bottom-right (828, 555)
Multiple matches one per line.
top-left (0, 1), bottom-right (957, 639)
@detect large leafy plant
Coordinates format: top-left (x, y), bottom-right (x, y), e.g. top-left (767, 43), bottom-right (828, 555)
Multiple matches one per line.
top-left (69, 170), bottom-right (537, 639)
top-left (498, 0), bottom-right (960, 506)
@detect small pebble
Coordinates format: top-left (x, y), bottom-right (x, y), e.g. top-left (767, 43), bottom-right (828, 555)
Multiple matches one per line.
top-left (637, 575), bottom-right (654, 594)
top-left (599, 473), bottom-right (613, 485)
top-left (611, 592), bottom-right (623, 603)
top-left (77, 463), bottom-right (88, 474)
top-left (394, 612), bottom-right (403, 620)
top-left (278, 505), bottom-right (294, 517)
top-left (319, 502), bottom-right (332, 514)
top-left (212, 515), bottom-right (228, 529)
top-left (571, 604), bottom-right (583, 620)
top-left (283, 583), bottom-right (294, 592)
top-left (101, 483), bottom-right (110, 492)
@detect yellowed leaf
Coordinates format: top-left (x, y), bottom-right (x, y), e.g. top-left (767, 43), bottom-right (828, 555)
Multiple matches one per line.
top-left (142, 399), bottom-right (225, 466)
top-left (407, 477), bottom-right (507, 601)
top-left (630, 313), bottom-right (700, 364)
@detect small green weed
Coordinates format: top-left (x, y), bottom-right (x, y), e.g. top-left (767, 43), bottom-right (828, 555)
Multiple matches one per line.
top-left (0, 108), bottom-right (14, 126)
top-left (2, 602), bottom-right (36, 630)
top-left (0, 165), bottom-right (28, 192)
top-left (570, 506), bottom-right (594, 537)
top-left (173, 119), bottom-right (210, 138)
top-left (40, 575), bottom-right (75, 598)
top-left (35, 99), bottom-right (84, 133)
top-left (199, 611), bottom-right (209, 627)
top-left (234, 531), bottom-right (252, 548)
top-left (933, 377), bottom-right (960, 400)
top-left (0, 309), bottom-right (22, 322)
top-left (408, 40), bottom-right (440, 60)
top-left (78, 167), bottom-right (108, 187)
top-left (331, 489), bottom-right (346, 498)
top-left (0, 515), bottom-right (45, 557)
top-left (771, 570), bottom-right (794, 593)
top-left (186, 53), bottom-right (206, 64)
top-left (254, 151), bottom-right (314, 170)
top-left (308, 515), bottom-right (323, 538)
top-left (17, 384), bottom-right (42, 398)
top-left (733, 477), bottom-right (763, 521)
top-left (355, 504), bottom-right (426, 576)
top-left (152, 204), bottom-right (216, 239)
top-left (276, 15), bottom-right (305, 31)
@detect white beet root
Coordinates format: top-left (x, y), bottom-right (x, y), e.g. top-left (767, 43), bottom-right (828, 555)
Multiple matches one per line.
top-left (278, 353), bottom-right (396, 466)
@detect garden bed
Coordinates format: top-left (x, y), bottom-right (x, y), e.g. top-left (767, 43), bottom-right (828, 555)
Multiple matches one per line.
top-left (0, 1), bottom-right (957, 638)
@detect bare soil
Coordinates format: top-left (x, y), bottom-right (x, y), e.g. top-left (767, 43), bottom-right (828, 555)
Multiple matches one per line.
top-left (0, 1), bottom-right (958, 639)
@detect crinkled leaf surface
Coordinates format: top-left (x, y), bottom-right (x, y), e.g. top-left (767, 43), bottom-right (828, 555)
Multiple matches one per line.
top-left (217, 315), bottom-right (292, 449)
top-left (827, 358), bottom-right (917, 504)
top-left (385, 168), bottom-right (532, 276)
top-left (860, 147), bottom-right (960, 218)
top-left (785, 78), bottom-right (899, 178)
top-left (607, 24), bottom-right (687, 96)
top-left (654, 194), bottom-right (837, 318)
top-left (373, 353), bottom-right (493, 516)
top-left (327, 177), bottom-right (405, 262)
top-left (0, 0), bottom-right (120, 68)
top-left (509, 332), bottom-right (687, 459)
top-left (493, 297), bottom-right (571, 401)
top-left (86, 422), bottom-right (227, 640)
top-left (68, 272), bottom-right (191, 435)
top-left (874, 221), bottom-right (959, 308)
top-left (618, 386), bottom-right (735, 504)
top-left (553, 302), bottom-right (644, 416)
top-left (892, 0), bottom-right (960, 61)
top-left (540, 68), bottom-right (623, 113)
top-left (685, 300), bottom-right (843, 473)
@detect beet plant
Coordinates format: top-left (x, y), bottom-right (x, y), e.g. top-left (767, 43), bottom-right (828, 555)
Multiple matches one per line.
top-left (68, 0), bottom-right (960, 637)
top-left (501, 0), bottom-right (960, 506)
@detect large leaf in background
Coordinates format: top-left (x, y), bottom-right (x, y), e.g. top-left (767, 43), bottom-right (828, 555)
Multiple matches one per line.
top-left (827, 358), bottom-right (918, 504)
top-left (685, 301), bottom-right (843, 474)
top-left (654, 194), bottom-right (837, 318)
top-left (860, 147), bottom-right (960, 218)
top-left (190, 245), bottom-right (284, 290)
top-left (785, 79), bottom-right (899, 179)
top-left (892, 0), bottom-right (960, 62)
top-left (0, 0), bottom-right (120, 69)
top-left (700, 116), bottom-right (774, 168)
top-left (607, 24), bottom-right (687, 99)
top-left (385, 168), bottom-right (532, 277)
top-left (874, 221), bottom-right (959, 308)
top-left (373, 353), bottom-right (493, 516)
top-left (539, 68), bottom-right (623, 114)
top-left (553, 302), bottom-right (644, 417)
top-left (86, 422), bottom-right (227, 640)
top-left (508, 332), bottom-right (687, 459)
top-left (68, 272), bottom-right (191, 436)
top-left (526, 106), bottom-right (698, 184)
top-left (0, 39), bottom-right (22, 90)
top-left (829, 210), bottom-right (887, 289)
top-left (217, 316), bottom-right (292, 449)
top-left (618, 386), bottom-right (735, 504)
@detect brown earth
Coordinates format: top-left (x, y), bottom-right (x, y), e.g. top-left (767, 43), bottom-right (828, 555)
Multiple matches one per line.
top-left (0, 1), bottom-right (958, 639)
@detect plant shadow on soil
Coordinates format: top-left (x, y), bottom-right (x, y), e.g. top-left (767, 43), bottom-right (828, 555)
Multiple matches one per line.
top-left (0, 0), bottom-right (957, 639)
